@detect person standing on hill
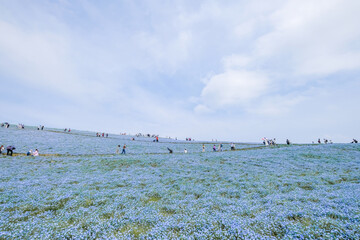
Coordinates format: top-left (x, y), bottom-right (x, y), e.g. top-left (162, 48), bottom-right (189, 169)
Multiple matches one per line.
top-left (121, 144), bottom-right (126, 154)
top-left (218, 143), bottom-right (223, 152)
top-left (6, 146), bottom-right (15, 156)
top-left (213, 145), bottom-right (216, 152)
top-left (116, 145), bottom-right (120, 154)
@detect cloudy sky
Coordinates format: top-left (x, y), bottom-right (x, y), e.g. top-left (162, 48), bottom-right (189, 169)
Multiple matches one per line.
top-left (1, 0), bottom-right (359, 143)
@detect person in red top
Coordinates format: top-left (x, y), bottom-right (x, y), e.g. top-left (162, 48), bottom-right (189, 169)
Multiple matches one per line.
top-left (121, 144), bottom-right (126, 154)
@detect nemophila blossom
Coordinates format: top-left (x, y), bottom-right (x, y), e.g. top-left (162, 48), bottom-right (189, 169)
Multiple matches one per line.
top-left (0, 128), bottom-right (359, 238)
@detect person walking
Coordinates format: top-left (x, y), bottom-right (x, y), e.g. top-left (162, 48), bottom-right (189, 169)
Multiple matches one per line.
top-left (213, 145), bottom-right (216, 152)
top-left (121, 144), bottom-right (126, 154)
top-left (6, 146), bottom-right (15, 156)
top-left (202, 144), bottom-right (205, 152)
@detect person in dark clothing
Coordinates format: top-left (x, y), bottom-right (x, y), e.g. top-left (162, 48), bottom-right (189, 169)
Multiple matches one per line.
top-left (286, 139), bottom-right (290, 145)
top-left (6, 146), bottom-right (15, 156)
top-left (167, 147), bottom-right (173, 154)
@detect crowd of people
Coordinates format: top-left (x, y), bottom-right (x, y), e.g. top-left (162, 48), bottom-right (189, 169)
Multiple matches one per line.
top-left (262, 137), bottom-right (276, 146)
top-left (166, 143), bottom-right (236, 154)
top-left (96, 132), bottom-right (109, 138)
top-left (136, 133), bottom-right (159, 138)
top-left (317, 138), bottom-right (333, 144)
top-left (1, 122), bottom-right (359, 157)
top-left (0, 145), bottom-right (40, 157)
top-left (1, 122), bottom-right (10, 128)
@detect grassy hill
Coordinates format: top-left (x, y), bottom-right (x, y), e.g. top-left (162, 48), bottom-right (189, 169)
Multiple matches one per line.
top-left (1, 126), bottom-right (359, 239)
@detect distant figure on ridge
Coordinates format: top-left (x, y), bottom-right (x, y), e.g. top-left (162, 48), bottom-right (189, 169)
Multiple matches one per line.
top-left (286, 139), bottom-right (290, 145)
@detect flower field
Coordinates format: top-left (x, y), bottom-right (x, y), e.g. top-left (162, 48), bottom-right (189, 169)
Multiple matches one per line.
top-left (1, 127), bottom-right (359, 239)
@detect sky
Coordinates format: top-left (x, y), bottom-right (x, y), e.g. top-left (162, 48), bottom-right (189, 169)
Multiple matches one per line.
top-left (1, 0), bottom-right (360, 143)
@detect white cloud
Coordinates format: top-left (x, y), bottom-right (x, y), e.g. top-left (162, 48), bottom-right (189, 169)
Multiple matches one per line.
top-left (0, 20), bottom-right (103, 101)
top-left (197, 0), bottom-right (360, 117)
top-left (133, 30), bottom-right (192, 73)
top-left (254, 0), bottom-right (360, 76)
top-left (194, 104), bottom-right (213, 114)
top-left (1, 0), bottom-right (359, 142)
top-left (222, 55), bottom-right (251, 70)
top-left (198, 70), bottom-right (269, 109)
top-left (247, 93), bottom-right (307, 116)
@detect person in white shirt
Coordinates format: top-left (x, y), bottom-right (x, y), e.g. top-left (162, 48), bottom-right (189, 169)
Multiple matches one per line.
top-left (33, 149), bottom-right (39, 156)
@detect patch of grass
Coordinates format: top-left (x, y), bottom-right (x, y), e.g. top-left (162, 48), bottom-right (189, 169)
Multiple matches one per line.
top-left (82, 198), bottom-right (95, 207)
top-left (301, 154), bottom-right (322, 159)
top-left (326, 212), bottom-right (349, 221)
top-left (144, 192), bottom-right (162, 203)
top-left (160, 206), bottom-right (176, 216)
top-left (100, 211), bottom-right (115, 220)
top-left (118, 223), bottom-right (152, 238)
top-left (297, 182), bottom-right (315, 190)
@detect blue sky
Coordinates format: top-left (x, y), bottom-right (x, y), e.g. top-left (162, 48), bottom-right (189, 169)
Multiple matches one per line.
top-left (1, 0), bottom-right (360, 143)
